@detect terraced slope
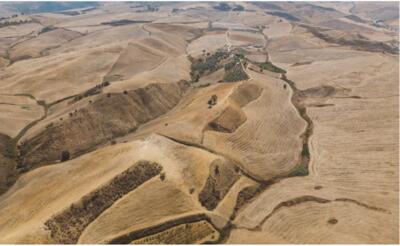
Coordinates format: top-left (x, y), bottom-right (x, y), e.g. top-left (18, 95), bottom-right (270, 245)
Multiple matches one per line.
top-left (229, 37), bottom-right (399, 245)
top-left (203, 73), bottom-right (306, 181)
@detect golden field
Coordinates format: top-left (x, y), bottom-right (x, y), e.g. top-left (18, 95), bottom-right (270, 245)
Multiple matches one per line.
top-left (0, 1), bottom-right (398, 244)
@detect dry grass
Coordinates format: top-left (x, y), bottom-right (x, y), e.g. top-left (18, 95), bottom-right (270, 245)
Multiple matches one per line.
top-left (9, 29), bottom-right (82, 61)
top-left (0, 95), bottom-right (44, 137)
top-left (0, 2), bottom-right (398, 244)
top-left (203, 76), bottom-right (306, 181)
top-left (232, 43), bottom-right (399, 244)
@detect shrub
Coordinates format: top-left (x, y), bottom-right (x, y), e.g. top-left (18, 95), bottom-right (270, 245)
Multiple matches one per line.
top-left (190, 50), bottom-right (230, 80)
top-left (4, 139), bottom-right (17, 158)
top-left (45, 123), bottom-right (54, 129)
top-left (327, 218), bottom-right (338, 224)
top-left (111, 140), bottom-right (117, 145)
top-left (224, 61), bottom-right (235, 71)
top-left (39, 26), bottom-right (56, 34)
top-left (236, 53), bottom-right (245, 59)
top-left (208, 95), bottom-right (217, 106)
top-left (37, 100), bottom-right (46, 106)
top-left (256, 61), bottom-right (286, 74)
top-left (214, 165), bottom-right (220, 176)
top-left (211, 95), bottom-right (217, 104)
top-left (189, 188), bottom-right (195, 194)
top-left (123, 90), bottom-right (128, 94)
top-left (314, 185), bottom-right (323, 190)
top-left (128, 127), bottom-right (137, 133)
top-left (301, 144), bottom-right (310, 158)
top-left (198, 83), bottom-right (210, 88)
top-left (298, 107), bottom-right (306, 116)
top-left (60, 150), bottom-right (70, 162)
top-left (223, 63), bottom-right (248, 82)
top-left (73, 95), bottom-right (83, 102)
top-left (289, 164), bottom-right (308, 177)
top-left (160, 172), bottom-right (166, 181)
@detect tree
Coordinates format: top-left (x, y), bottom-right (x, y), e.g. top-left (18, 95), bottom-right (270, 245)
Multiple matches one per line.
top-left (208, 95), bottom-right (218, 107)
top-left (160, 172), bottom-right (166, 181)
top-left (211, 95), bottom-right (217, 104)
top-left (214, 165), bottom-right (220, 175)
top-left (60, 150), bottom-right (70, 162)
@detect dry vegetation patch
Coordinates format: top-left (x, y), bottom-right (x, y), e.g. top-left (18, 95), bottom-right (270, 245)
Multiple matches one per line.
top-left (45, 161), bottom-right (162, 243)
top-left (131, 220), bottom-right (218, 244)
top-left (207, 105), bottom-right (247, 133)
top-left (19, 81), bottom-right (189, 169)
top-left (199, 159), bottom-right (240, 210)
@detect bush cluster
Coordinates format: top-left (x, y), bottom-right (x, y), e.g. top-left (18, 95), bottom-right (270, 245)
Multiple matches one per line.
top-left (256, 61), bottom-right (287, 74)
top-left (190, 50), bottom-right (229, 81)
top-left (222, 63), bottom-right (248, 82)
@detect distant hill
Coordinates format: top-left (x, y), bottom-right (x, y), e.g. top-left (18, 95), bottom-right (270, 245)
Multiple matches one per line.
top-left (1, 2), bottom-right (99, 15)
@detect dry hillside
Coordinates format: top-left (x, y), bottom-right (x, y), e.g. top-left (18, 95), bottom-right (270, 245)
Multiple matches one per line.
top-left (0, 1), bottom-right (398, 244)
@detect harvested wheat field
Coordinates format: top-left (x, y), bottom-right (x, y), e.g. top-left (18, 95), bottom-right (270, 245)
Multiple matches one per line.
top-left (0, 1), bottom-right (398, 244)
